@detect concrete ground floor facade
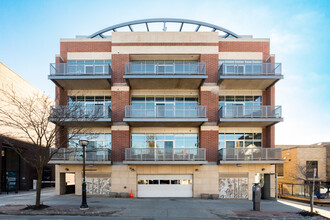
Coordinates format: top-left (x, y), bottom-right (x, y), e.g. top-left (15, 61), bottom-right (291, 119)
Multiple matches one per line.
top-left (55, 164), bottom-right (276, 200)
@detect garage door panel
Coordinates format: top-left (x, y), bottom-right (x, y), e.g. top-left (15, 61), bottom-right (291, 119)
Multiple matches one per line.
top-left (138, 175), bottom-right (192, 198)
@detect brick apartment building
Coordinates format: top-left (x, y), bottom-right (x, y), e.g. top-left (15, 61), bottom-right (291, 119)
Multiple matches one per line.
top-left (49, 18), bottom-right (284, 200)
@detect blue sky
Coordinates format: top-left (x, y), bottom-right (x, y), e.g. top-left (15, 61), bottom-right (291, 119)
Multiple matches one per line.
top-left (0, 0), bottom-right (329, 144)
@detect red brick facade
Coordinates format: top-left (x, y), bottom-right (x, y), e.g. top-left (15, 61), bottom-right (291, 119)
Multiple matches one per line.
top-left (200, 90), bottom-right (219, 123)
top-left (112, 130), bottom-right (130, 162)
top-left (200, 130), bottom-right (219, 162)
top-left (60, 41), bottom-right (112, 61)
top-left (111, 90), bottom-right (130, 122)
top-left (53, 37), bottom-right (279, 162)
top-left (219, 41), bottom-right (270, 61)
top-left (200, 54), bottom-right (219, 83)
top-left (111, 54), bottom-right (130, 83)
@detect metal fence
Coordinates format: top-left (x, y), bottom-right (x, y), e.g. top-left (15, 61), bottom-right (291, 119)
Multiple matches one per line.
top-left (219, 105), bottom-right (282, 118)
top-left (218, 148), bottom-right (282, 161)
top-left (218, 63), bottom-right (282, 76)
top-left (125, 148), bottom-right (206, 161)
top-left (125, 105), bottom-right (206, 118)
top-left (50, 105), bottom-right (111, 119)
top-left (125, 62), bottom-right (206, 75)
top-left (50, 148), bottom-right (111, 162)
top-left (50, 63), bottom-right (112, 75)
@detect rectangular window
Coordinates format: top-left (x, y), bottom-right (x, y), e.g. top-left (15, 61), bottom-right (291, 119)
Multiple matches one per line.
top-left (306, 161), bottom-right (318, 178)
top-left (218, 133), bottom-right (262, 149)
top-left (68, 133), bottom-right (111, 149)
top-left (219, 95), bottom-right (262, 109)
top-left (276, 164), bottom-right (284, 177)
top-left (131, 134), bottom-right (198, 149)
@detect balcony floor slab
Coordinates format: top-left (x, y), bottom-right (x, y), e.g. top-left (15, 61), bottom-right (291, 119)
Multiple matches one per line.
top-left (218, 118), bottom-right (283, 127)
top-left (123, 161), bottom-right (208, 165)
top-left (124, 77), bottom-right (206, 89)
top-left (124, 118), bottom-right (207, 127)
top-left (48, 160), bottom-right (112, 165)
top-left (218, 160), bottom-right (284, 165)
top-left (49, 76), bottom-right (111, 90)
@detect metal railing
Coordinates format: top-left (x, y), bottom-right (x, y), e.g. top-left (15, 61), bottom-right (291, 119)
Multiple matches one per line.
top-left (219, 105), bottom-right (282, 118)
top-left (50, 63), bottom-right (112, 75)
top-left (50, 105), bottom-right (111, 120)
top-left (218, 148), bottom-right (282, 161)
top-left (50, 148), bottom-right (111, 162)
top-left (218, 63), bottom-right (282, 76)
top-left (125, 62), bottom-right (206, 75)
top-left (125, 105), bottom-right (206, 118)
top-left (125, 148), bottom-right (206, 161)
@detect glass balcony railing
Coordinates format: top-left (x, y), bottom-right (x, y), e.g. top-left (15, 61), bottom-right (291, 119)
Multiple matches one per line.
top-left (219, 105), bottom-right (282, 119)
top-left (218, 63), bottom-right (282, 76)
top-left (125, 62), bottom-right (206, 75)
top-left (50, 148), bottom-right (111, 162)
top-left (125, 148), bottom-right (206, 161)
top-left (49, 105), bottom-right (111, 120)
top-left (50, 63), bottom-right (112, 76)
top-left (125, 105), bottom-right (206, 118)
top-left (218, 148), bottom-right (282, 161)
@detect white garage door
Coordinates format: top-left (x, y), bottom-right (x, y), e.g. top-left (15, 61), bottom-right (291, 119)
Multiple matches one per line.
top-left (137, 175), bottom-right (192, 197)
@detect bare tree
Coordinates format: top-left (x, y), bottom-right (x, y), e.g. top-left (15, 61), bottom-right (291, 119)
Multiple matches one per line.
top-left (296, 162), bottom-right (318, 213)
top-left (0, 87), bottom-right (104, 207)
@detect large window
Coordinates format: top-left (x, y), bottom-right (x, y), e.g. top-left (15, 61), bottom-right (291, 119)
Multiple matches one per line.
top-left (67, 60), bottom-right (111, 74)
top-left (218, 133), bottom-right (262, 149)
top-left (68, 96), bottom-right (111, 117)
top-left (306, 161), bottom-right (318, 178)
top-left (219, 96), bottom-right (262, 110)
top-left (131, 134), bottom-right (198, 149)
top-left (132, 96), bottom-right (198, 106)
top-left (218, 60), bottom-right (263, 74)
top-left (68, 133), bottom-right (111, 149)
top-left (276, 164), bottom-right (284, 177)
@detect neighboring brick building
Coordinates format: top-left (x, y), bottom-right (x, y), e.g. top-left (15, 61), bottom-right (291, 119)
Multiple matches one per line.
top-left (49, 19), bottom-right (284, 200)
top-left (276, 143), bottom-right (330, 197)
top-left (0, 63), bottom-right (54, 192)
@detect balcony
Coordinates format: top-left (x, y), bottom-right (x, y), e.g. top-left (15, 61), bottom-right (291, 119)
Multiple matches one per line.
top-left (49, 148), bottom-right (111, 165)
top-left (48, 63), bottom-right (112, 90)
top-left (218, 63), bottom-right (283, 90)
top-left (49, 105), bottom-right (111, 127)
top-left (124, 105), bottom-right (207, 127)
top-left (123, 62), bottom-right (207, 89)
top-left (218, 148), bottom-right (283, 164)
top-left (124, 148), bottom-right (207, 164)
top-left (218, 105), bottom-right (282, 127)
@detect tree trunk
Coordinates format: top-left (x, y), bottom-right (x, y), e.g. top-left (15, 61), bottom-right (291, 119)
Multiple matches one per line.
top-left (309, 183), bottom-right (313, 213)
top-left (35, 168), bottom-right (43, 206)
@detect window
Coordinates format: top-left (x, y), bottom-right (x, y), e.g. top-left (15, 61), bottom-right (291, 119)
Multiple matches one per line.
top-left (67, 60), bottom-right (111, 74)
top-left (306, 161), bottom-right (318, 178)
top-left (218, 133), bottom-right (262, 149)
top-left (219, 95), bottom-right (262, 110)
top-left (68, 133), bottom-right (111, 149)
top-left (131, 134), bottom-right (198, 149)
top-left (276, 164), bottom-right (284, 177)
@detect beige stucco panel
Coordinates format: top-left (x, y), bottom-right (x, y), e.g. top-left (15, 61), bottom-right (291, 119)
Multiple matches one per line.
top-left (112, 32), bottom-right (218, 43)
top-left (131, 89), bottom-right (199, 96)
top-left (219, 52), bottom-right (263, 60)
top-left (219, 127), bottom-right (263, 133)
top-left (67, 52), bottom-right (112, 60)
top-left (219, 90), bottom-right (262, 96)
top-left (131, 127), bottom-right (199, 134)
top-left (112, 46), bottom-right (218, 54)
top-left (67, 90), bottom-right (111, 96)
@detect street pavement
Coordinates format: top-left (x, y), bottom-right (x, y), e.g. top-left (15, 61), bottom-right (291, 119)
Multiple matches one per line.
top-left (0, 188), bottom-right (329, 219)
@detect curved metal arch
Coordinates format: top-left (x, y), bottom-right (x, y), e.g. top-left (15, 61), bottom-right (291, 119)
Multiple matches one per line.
top-left (88, 18), bottom-right (240, 38)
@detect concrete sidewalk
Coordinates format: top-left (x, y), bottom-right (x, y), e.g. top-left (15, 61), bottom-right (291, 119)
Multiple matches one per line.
top-left (0, 188), bottom-right (328, 219)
